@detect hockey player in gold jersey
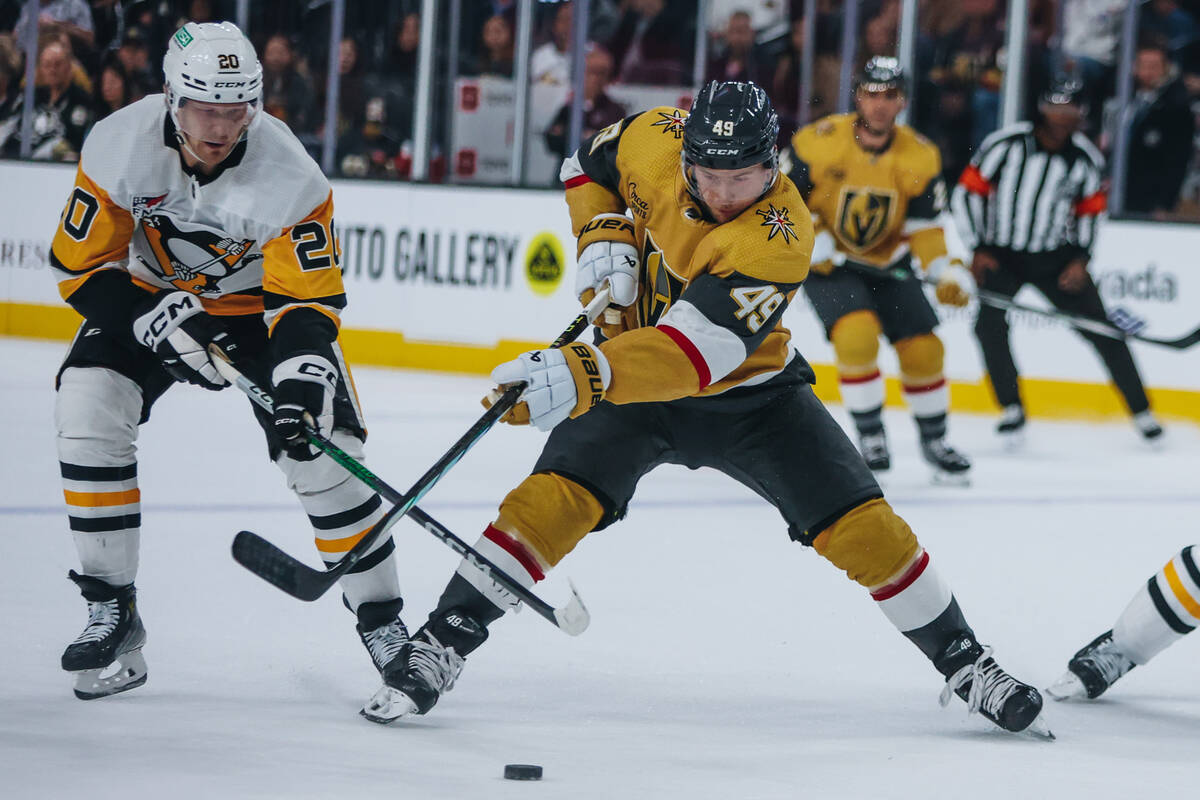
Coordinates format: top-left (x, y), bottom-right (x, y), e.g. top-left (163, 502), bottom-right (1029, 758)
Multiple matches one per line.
top-left (782, 57), bottom-right (973, 482)
top-left (52, 22), bottom-right (407, 710)
top-left (362, 81), bottom-right (1050, 739)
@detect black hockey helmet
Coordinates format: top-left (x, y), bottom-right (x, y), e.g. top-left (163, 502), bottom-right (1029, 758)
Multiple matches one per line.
top-left (855, 56), bottom-right (907, 95)
top-left (1039, 75), bottom-right (1085, 109)
top-left (681, 81), bottom-right (779, 201)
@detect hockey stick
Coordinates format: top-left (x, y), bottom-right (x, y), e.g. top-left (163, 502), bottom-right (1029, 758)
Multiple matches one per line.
top-left (204, 288), bottom-right (609, 629)
top-left (835, 259), bottom-right (1200, 350)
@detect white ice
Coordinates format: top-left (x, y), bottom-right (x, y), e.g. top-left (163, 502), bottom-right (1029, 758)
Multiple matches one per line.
top-left (1, 337), bottom-right (1197, 799)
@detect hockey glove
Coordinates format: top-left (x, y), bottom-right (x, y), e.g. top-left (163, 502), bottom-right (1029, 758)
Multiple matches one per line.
top-left (926, 256), bottom-right (974, 308)
top-left (808, 229), bottom-right (842, 276)
top-left (271, 354), bottom-right (338, 461)
top-left (487, 343), bottom-right (611, 432)
top-left (132, 291), bottom-right (235, 390)
top-left (576, 212), bottom-right (639, 307)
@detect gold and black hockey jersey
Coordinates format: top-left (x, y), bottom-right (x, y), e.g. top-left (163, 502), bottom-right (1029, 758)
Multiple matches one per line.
top-left (560, 106), bottom-right (814, 404)
top-left (49, 95), bottom-right (344, 344)
top-left (783, 113), bottom-right (949, 270)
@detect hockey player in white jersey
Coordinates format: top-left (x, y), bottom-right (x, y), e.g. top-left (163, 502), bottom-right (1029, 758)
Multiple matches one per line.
top-left (51, 22), bottom-right (408, 709)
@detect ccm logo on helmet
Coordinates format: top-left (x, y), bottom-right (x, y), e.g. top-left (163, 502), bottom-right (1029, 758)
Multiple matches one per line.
top-left (212, 81), bottom-right (248, 88)
top-left (705, 148), bottom-right (741, 156)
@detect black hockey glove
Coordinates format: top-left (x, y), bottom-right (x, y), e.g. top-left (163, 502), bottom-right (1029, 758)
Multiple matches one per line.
top-left (132, 291), bottom-right (235, 390)
top-left (271, 354), bottom-right (338, 461)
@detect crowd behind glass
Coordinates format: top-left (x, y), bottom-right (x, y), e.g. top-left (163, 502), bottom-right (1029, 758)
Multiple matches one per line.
top-left (3, 0), bottom-right (1200, 220)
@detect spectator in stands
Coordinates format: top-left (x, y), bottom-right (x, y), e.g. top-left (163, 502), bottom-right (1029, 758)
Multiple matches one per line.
top-left (0, 34), bottom-right (21, 153)
top-left (1060, 0), bottom-right (1125, 134)
top-left (1140, 0), bottom-right (1200, 59)
top-left (706, 9), bottom-right (769, 85)
top-left (7, 39), bottom-right (92, 160)
top-left (13, 0), bottom-right (94, 56)
top-left (772, 11), bottom-right (840, 133)
top-left (261, 33), bottom-right (315, 136)
top-left (609, 0), bottom-right (692, 85)
top-left (543, 44), bottom-right (624, 164)
top-left (92, 55), bottom-right (130, 121)
top-left (115, 28), bottom-right (155, 102)
top-left (339, 94), bottom-right (402, 179)
top-left (531, 0), bottom-right (573, 85)
top-left (860, 10), bottom-right (898, 62)
top-left (387, 10), bottom-right (420, 82)
top-left (476, 13), bottom-right (516, 77)
top-left (1103, 38), bottom-right (1195, 216)
top-left (336, 36), bottom-right (367, 135)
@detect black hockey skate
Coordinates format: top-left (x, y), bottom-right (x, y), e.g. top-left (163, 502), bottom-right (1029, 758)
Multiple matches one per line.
top-left (355, 597), bottom-right (409, 676)
top-left (996, 404), bottom-right (1026, 449)
top-left (920, 437), bottom-right (971, 486)
top-left (360, 608), bottom-right (489, 724)
top-left (1133, 411), bottom-right (1164, 442)
top-left (935, 634), bottom-right (1052, 738)
top-left (1046, 630), bottom-right (1136, 701)
top-left (859, 430), bottom-right (891, 472)
top-left (62, 570), bottom-right (147, 700)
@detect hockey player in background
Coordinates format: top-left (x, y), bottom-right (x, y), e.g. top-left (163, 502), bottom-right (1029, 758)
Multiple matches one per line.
top-left (50, 22), bottom-right (408, 708)
top-left (362, 80), bottom-right (1051, 739)
top-left (1048, 546), bottom-right (1200, 700)
top-left (780, 58), bottom-right (973, 484)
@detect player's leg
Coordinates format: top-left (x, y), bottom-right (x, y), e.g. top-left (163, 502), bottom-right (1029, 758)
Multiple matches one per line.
top-left (804, 269), bottom-right (890, 471)
top-left (715, 384), bottom-right (1047, 735)
top-left (1032, 265), bottom-right (1162, 440)
top-left (362, 401), bottom-right (668, 723)
top-left (1049, 545), bottom-right (1200, 700)
top-left (54, 323), bottom-right (173, 699)
top-left (972, 257), bottom-right (1029, 438)
top-left (873, 263), bottom-right (970, 481)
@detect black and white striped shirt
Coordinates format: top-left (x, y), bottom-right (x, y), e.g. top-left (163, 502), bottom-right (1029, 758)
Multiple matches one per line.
top-left (951, 122), bottom-right (1107, 256)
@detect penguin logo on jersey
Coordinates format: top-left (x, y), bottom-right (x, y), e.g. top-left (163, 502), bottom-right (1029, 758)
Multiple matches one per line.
top-left (640, 229), bottom-right (686, 326)
top-left (138, 213), bottom-right (259, 294)
top-left (835, 186), bottom-right (896, 253)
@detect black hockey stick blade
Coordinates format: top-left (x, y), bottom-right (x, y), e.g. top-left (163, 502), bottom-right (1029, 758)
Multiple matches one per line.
top-left (231, 530), bottom-right (333, 601)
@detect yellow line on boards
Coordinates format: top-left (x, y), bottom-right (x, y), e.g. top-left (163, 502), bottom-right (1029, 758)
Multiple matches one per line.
top-left (4, 301), bottom-right (1197, 423)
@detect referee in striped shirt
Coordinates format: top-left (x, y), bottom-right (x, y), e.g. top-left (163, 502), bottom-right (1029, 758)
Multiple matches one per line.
top-left (951, 77), bottom-right (1162, 441)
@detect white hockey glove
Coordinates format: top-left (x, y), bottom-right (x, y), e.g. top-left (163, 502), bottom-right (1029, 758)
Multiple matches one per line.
top-left (808, 229), bottom-right (844, 276)
top-left (271, 354), bottom-right (338, 461)
top-left (487, 343), bottom-right (611, 432)
top-left (575, 213), bottom-right (639, 307)
top-left (925, 256), bottom-right (975, 308)
top-left (132, 291), bottom-right (234, 390)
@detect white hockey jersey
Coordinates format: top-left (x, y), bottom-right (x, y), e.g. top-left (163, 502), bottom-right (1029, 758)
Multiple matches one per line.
top-left (50, 95), bottom-right (343, 332)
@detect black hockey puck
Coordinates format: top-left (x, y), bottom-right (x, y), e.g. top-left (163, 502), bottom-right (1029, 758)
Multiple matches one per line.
top-left (504, 764), bottom-right (543, 781)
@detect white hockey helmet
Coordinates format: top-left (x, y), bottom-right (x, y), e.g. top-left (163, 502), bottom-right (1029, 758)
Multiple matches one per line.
top-left (163, 21), bottom-right (262, 129)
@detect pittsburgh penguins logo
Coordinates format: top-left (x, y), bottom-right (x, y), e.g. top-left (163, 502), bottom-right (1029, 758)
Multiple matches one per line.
top-left (835, 187), bottom-right (896, 253)
top-left (640, 229), bottom-right (686, 326)
top-left (138, 214), bottom-right (260, 295)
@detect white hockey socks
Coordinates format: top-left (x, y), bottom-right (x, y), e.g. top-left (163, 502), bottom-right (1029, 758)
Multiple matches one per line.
top-left (1112, 546), bottom-right (1200, 665)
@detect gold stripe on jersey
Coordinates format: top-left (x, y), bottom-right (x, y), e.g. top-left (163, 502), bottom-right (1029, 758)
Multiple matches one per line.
top-left (261, 191), bottom-right (345, 320)
top-left (51, 167), bottom-right (135, 298)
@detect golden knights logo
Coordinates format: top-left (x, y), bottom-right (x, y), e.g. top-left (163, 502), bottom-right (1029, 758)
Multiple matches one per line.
top-left (835, 186), bottom-right (896, 253)
top-left (755, 203), bottom-right (798, 244)
top-left (137, 213), bottom-right (259, 295)
top-left (651, 109), bottom-right (688, 139)
top-left (640, 230), bottom-right (686, 326)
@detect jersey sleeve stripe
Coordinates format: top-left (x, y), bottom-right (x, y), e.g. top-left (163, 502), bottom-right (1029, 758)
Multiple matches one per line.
top-left (1073, 191), bottom-right (1107, 217)
top-left (266, 302), bottom-right (342, 335)
top-left (564, 174), bottom-right (593, 189)
top-left (959, 164), bottom-right (993, 196)
top-left (657, 323), bottom-right (712, 390)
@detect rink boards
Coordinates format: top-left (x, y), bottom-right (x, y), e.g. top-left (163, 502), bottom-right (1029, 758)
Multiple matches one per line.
top-left (1, 159), bottom-right (1197, 422)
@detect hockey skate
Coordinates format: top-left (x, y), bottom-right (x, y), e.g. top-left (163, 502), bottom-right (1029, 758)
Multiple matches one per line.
top-left (858, 430), bottom-right (891, 472)
top-left (61, 571), bottom-right (147, 700)
top-left (1132, 411), bottom-right (1164, 443)
top-left (920, 437), bottom-right (971, 486)
top-left (1046, 630), bottom-right (1136, 701)
top-left (355, 597), bottom-right (409, 675)
top-left (360, 608), bottom-right (488, 724)
top-left (935, 635), bottom-right (1053, 739)
top-left (996, 405), bottom-right (1026, 450)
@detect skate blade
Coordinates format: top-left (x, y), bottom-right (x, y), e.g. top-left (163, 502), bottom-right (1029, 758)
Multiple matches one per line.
top-left (1021, 713), bottom-right (1056, 741)
top-left (930, 469), bottom-right (971, 487)
top-left (1045, 671), bottom-right (1088, 702)
top-left (71, 649), bottom-right (147, 700)
top-left (999, 430), bottom-right (1026, 452)
top-left (360, 685), bottom-right (420, 724)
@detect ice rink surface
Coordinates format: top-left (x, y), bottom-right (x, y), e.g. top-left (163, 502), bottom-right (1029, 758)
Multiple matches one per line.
top-left (1, 336), bottom-right (1197, 799)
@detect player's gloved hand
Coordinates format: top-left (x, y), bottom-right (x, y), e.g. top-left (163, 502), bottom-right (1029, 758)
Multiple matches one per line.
top-left (132, 290), bottom-right (234, 390)
top-left (808, 229), bottom-right (840, 276)
top-left (271, 354), bottom-right (338, 461)
top-left (927, 256), bottom-right (974, 307)
top-left (484, 343), bottom-right (611, 432)
top-left (575, 213), bottom-right (640, 308)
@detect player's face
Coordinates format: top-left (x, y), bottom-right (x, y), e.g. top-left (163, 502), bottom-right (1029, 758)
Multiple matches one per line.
top-left (691, 163), bottom-right (773, 223)
top-left (177, 99), bottom-right (255, 165)
top-left (855, 87), bottom-right (905, 134)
